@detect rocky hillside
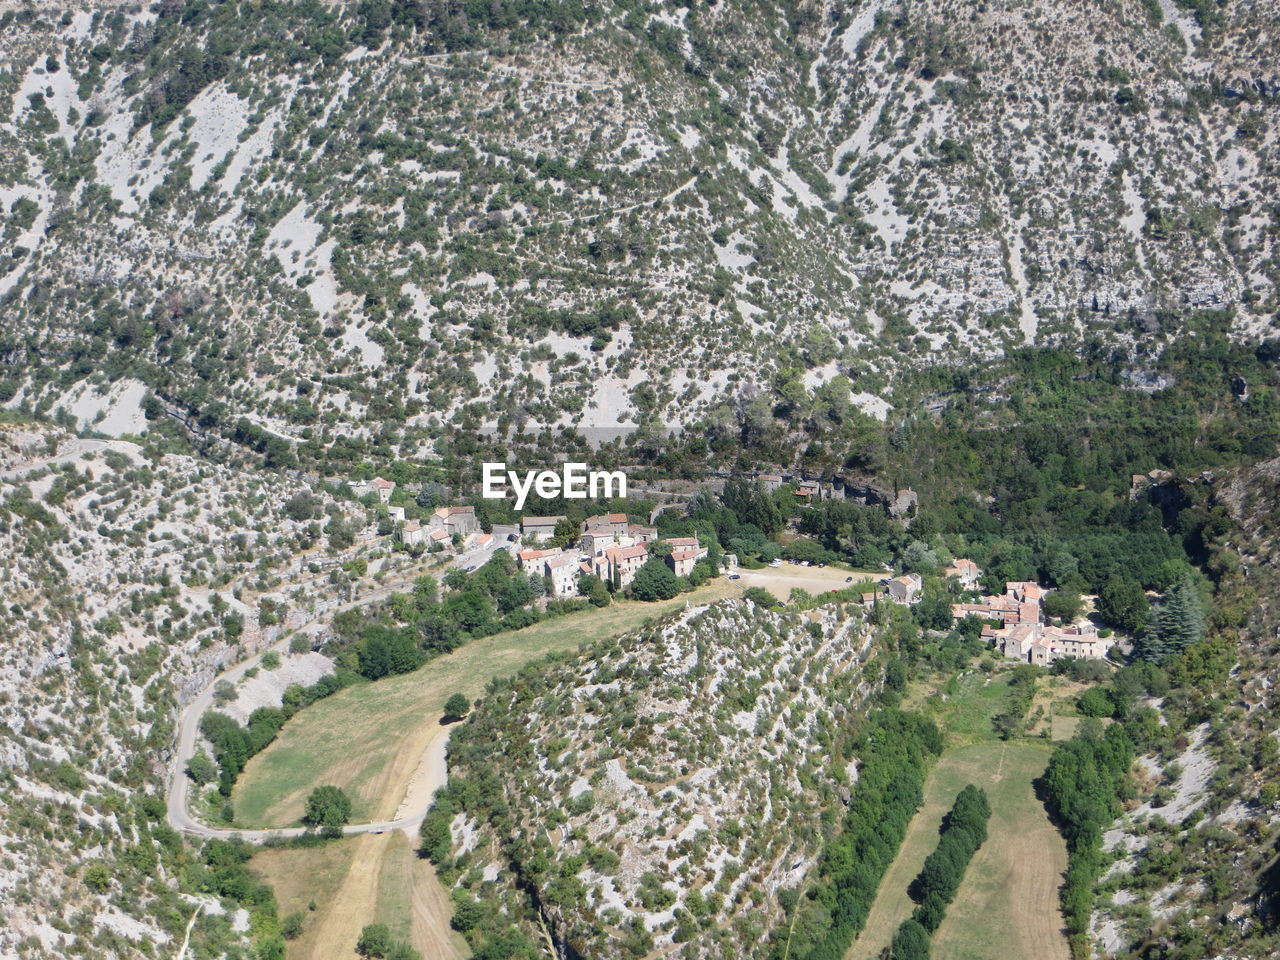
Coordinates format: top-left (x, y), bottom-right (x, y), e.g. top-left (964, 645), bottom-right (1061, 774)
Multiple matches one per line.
top-left (0, 0), bottom-right (1277, 456)
top-left (0, 418), bottom-right (391, 957)
top-left (429, 598), bottom-right (879, 959)
top-left (1087, 459), bottom-right (1280, 960)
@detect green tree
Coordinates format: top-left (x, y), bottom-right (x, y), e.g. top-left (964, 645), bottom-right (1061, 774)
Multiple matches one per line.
top-left (1043, 589), bottom-right (1084, 623)
top-left (579, 573), bottom-right (611, 607)
top-left (742, 585), bottom-right (780, 608)
top-left (443, 693), bottom-right (470, 720)
top-left (356, 924), bottom-right (391, 957)
top-left (281, 912), bottom-right (305, 939)
top-left (890, 919), bottom-right (932, 960)
top-left (551, 517), bottom-right (578, 548)
top-left (1138, 573), bottom-right (1205, 662)
top-left (630, 557), bottom-right (681, 601)
top-left (1077, 687), bottom-right (1115, 718)
top-left (187, 750), bottom-right (217, 785)
top-left (83, 862), bottom-right (111, 893)
top-left (303, 785), bottom-right (351, 829)
top-left (1097, 575), bottom-right (1149, 633)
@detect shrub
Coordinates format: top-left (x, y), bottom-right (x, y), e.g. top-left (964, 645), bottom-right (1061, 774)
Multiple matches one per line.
top-left (443, 693), bottom-right (470, 720)
top-left (303, 785), bottom-right (351, 829)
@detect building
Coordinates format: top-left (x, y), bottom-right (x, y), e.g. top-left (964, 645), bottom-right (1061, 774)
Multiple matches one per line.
top-left (944, 558), bottom-right (981, 586)
top-left (667, 548), bottom-right (700, 578)
top-left (402, 520), bottom-right (426, 547)
top-left (604, 544), bottom-right (649, 588)
top-left (371, 477), bottom-right (396, 503)
top-left (582, 513), bottom-right (630, 537)
top-left (433, 505), bottom-right (479, 538)
top-left (955, 579), bottom-right (1114, 665)
top-left (518, 548), bottom-right (561, 571)
top-left (890, 488), bottom-right (918, 518)
top-left (581, 527), bottom-right (630, 556)
top-left (543, 555), bottom-right (578, 598)
top-left (387, 505), bottom-right (406, 523)
top-left (627, 524), bottom-right (658, 543)
top-left (795, 479), bottom-right (821, 501)
top-left (757, 474), bottom-right (783, 493)
top-left (886, 573), bottom-right (923, 603)
top-left (521, 515), bottom-right (566, 542)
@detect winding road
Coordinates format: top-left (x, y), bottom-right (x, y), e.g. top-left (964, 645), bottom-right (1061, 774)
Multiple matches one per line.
top-left (165, 525), bottom-right (517, 843)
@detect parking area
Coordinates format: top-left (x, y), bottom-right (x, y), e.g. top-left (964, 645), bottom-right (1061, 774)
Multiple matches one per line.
top-left (732, 563), bottom-right (879, 601)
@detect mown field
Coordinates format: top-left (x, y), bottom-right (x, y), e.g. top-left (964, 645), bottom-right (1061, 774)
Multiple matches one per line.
top-left (846, 742), bottom-right (1069, 960)
top-left (850, 665), bottom-right (1074, 960)
top-left (235, 578), bottom-right (740, 827)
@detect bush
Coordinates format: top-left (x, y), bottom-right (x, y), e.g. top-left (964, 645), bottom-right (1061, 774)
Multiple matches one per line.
top-left (890, 919), bottom-right (931, 960)
top-left (443, 693), bottom-right (470, 720)
top-left (83, 862), bottom-right (111, 893)
top-left (281, 912), bottom-right (305, 939)
top-left (303, 785), bottom-right (351, 829)
top-left (741, 586), bottom-right (779, 608)
top-left (357, 924), bottom-right (391, 957)
top-left (1077, 687), bottom-right (1115, 718)
top-left (630, 557), bottom-right (681, 601)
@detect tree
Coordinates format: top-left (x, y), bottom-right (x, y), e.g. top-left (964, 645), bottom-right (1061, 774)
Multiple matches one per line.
top-left (1097, 575), bottom-right (1149, 633)
top-left (83, 862), bottom-right (111, 893)
top-left (1137, 573), bottom-right (1205, 662)
top-left (890, 919), bottom-right (931, 960)
top-left (551, 517), bottom-right (578, 548)
top-left (283, 490), bottom-right (318, 521)
top-left (187, 750), bottom-right (217, 785)
top-left (1077, 687), bottom-right (1115, 718)
top-left (356, 924), bottom-right (392, 957)
top-left (303, 785), bottom-right (351, 829)
top-left (742, 586), bottom-right (779, 608)
top-left (1043, 588), bottom-right (1084, 623)
top-left (630, 557), bottom-right (681, 601)
top-left (281, 912), bottom-right (305, 939)
top-left (579, 573), bottom-right (610, 607)
top-left (443, 693), bottom-right (470, 720)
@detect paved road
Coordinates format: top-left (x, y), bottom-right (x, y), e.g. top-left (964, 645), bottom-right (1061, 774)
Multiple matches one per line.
top-left (166, 525), bottom-right (517, 842)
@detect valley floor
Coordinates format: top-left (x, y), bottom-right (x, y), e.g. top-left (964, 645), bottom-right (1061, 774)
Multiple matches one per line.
top-left (847, 742), bottom-right (1070, 960)
top-left (244, 579), bottom-right (744, 958)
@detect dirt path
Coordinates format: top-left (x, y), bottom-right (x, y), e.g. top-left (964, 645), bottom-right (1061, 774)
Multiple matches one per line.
top-left (308, 832), bottom-right (391, 960)
top-left (408, 850), bottom-right (466, 959)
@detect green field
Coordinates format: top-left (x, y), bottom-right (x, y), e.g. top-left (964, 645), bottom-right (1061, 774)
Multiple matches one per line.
top-left (849, 661), bottom-right (1074, 960)
top-left (234, 579), bottom-right (739, 827)
top-left (902, 669), bottom-right (1015, 746)
top-left (252, 838), bottom-right (359, 959)
top-left (848, 742), bottom-right (1069, 960)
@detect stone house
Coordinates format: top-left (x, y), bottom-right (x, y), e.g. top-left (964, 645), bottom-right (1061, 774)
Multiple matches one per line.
top-left (604, 544), bottom-right (649, 588)
top-left (371, 477), bottom-right (396, 503)
top-left (886, 573), bottom-right (923, 603)
top-left (434, 505), bottom-right (479, 538)
top-left (521, 515), bottom-right (565, 542)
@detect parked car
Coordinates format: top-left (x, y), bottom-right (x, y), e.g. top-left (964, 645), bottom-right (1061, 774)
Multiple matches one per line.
top-left (729, 573), bottom-right (741, 580)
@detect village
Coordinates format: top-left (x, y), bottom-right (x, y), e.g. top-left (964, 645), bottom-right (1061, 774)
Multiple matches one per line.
top-left (351, 473), bottom-right (1118, 665)
top-left (869, 560), bottom-right (1117, 666)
